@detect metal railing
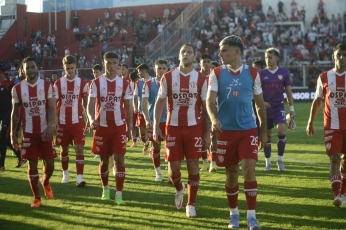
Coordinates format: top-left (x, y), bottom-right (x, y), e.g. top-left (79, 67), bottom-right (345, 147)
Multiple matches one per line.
top-left (145, 0), bottom-right (220, 64)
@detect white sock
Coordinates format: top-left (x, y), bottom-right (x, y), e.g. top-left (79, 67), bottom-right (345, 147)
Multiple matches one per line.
top-left (76, 174), bottom-right (83, 182)
top-left (155, 167), bottom-right (162, 175)
top-left (63, 170), bottom-right (69, 175)
top-left (277, 156), bottom-right (283, 161)
top-left (247, 210), bottom-right (256, 219)
top-left (102, 185), bottom-right (109, 190)
top-left (203, 158), bottom-right (208, 163)
top-left (265, 158), bottom-right (271, 165)
top-left (116, 191), bottom-right (122, 198)
top-left (230, 207), bottom-right (239, 215)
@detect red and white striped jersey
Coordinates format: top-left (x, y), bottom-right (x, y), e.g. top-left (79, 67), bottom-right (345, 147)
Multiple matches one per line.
top-left (316, 69), bottom-right (346, 129)
top-left (54, 76), bottom-right (88, 125)
top-left (158, 68), bottom-right (208, 126)
top-left (12, 78), bottom-right (55, 134)
top-left (89, 75), bottom-right (132, 127)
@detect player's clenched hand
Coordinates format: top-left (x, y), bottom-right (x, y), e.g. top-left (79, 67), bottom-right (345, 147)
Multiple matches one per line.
top-left (153, 126), bottom-right (163, 143)
top-left (85, 120), bottom-right (91, 132)
top-left (11, 135), bottom-right (19, 151)
top-left (90, 120), bottom-right (99, 130)
top-left (146, 120), bottom-right (153, 132)
top-left (42, 124), bottom-right (54, 142)
top-left (306, 123), bottom-right (314, 137)
top-left (290, 111), bottom-right (296, 120)
top-left (264, 102), bottom-right (271, 109)
top-left (211, 120), bottom-right (222, 133)
top-left (258, 131), bottom-right (267, 150)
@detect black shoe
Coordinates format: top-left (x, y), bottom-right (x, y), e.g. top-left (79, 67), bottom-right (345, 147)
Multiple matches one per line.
top-left (16, 159), bottom-right (27, 168)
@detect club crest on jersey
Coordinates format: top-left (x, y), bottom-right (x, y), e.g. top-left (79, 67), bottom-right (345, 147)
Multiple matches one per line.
top-left (232, 90), bottom-right (240, 98)
top-left (278, 75), bottom-right (283, 80)
top-left (74, 85), bottom-right (80, 91)
top-left (189, 81), bottom-right (196, 89)
top-left (218, 155), bottom-right (224, 163)
top-left (117, 86), bottom-right (122, 93)
top-left (22, 149), bottom-right (26, 156)
top-left (326, 143), bottom-right (331, 150)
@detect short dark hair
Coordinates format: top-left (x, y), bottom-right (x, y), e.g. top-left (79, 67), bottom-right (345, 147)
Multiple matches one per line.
top-left (121, 64), bottom-right (128, 69)
top-left (92, 64), bottom-right (103, 71)
top-left (219, 35), bottom-right (244, 53)
top-left (136, 63), bottom-right (149, 72)
top-left (200, 54), bottom-right (212, 61)
top-left (22, 56), bottom-right (36, 65)
top-left (181, 43), bottom-right (196, 55)
top-left (252, 60), bottom-right (265, 69)
top-left (62, 55), bottom-right (76, 64)
top-left (210, 61), bottom-right (219, 67)
top-left (129, 71), bottom-right (139, 82)
top-left (333, 43), bottom-right (346, 53)
top-left (265, 47), bottom-right (280, 57)
top-left (103, 51), bottom-right (118, 60)
top-left (155, 59), bottom-right (168, 66)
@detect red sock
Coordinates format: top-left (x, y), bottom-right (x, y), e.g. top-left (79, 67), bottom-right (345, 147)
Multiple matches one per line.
top-left (60, 151), bottom-right (69, 171)
top-left (99, 164), bottom-right (109, 187)
top-left (211, 151), bottom-right (217, 162)
top-left (28, 168), bottom-right (40, 200)
top-left (76, 155), bottom-right (84, 175)
top-left (42, 166), bottom-right (53, 186)
top-left (244, 181), bottom-right (257, 210)
top-left (152, 149), bottom-right (161, 168)
top-left (187, 174), bottom-right (200, 206)
top-left (331, 175), bottom-right (341, 198)
top-left (201, 150), bottom-right (208, 161)
top-left (169, 172), bottom-right (183, 191)
top-left (132, 137), bottom-right (137, 143)
top-left (225, 184), bottom-right (239, 209)
top-left (116, 166), bottom-right (125, 192)
top-left (340, 173), bottom-right (346, 195)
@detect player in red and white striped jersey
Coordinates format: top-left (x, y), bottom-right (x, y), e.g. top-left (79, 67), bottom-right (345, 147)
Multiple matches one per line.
top-left (11, 57), bottom-right (57, 208)
top-left (154, 44), bottom-right (208, 218)
top-left (54, 55), bottom-right (88, 187)
top-left (87, 51), bottom-right (133, 205)
top-left (307, 43), bottom-right (346, 208)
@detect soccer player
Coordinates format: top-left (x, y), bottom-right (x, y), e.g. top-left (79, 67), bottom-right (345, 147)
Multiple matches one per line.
top-left (11, 57), bottom-right (57, 208)
top-left (210, 61), bottom-right (219, 69)
top-left (259, 48), bottom-right (295, 172)
top-left (154, 44), bottom-right (208, 218)
top-left (129, 71), bottom-right (139, 147)
top-left (90, 64), bottom-right (103, 159)
top-left (0, 64), bottom-right (26, 171)
top-left (54, 55), bottom-right (88, 186)
top-left (134, 63), bottom-right (151, 154)
top-left (87, 51), bottom-right (132, 205)
top-left (199, 54), bottom-right (215, 173)
top-left (121, 64), bottom-right (129, 80)
top-left (307, 43), bottom-right (346, 208)
top-left (207, 36), bottom-right (267, 229)
top-left (142, 59), bottom-right (168, 182)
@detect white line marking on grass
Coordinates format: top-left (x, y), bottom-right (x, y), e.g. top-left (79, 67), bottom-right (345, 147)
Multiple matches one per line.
top-left (258, 151), bottom-right (329, 167)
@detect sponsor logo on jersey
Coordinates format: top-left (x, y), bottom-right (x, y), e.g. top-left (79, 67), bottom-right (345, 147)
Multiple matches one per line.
top-left (325, 130), bottom-right (334, 134)
top-left (217, 140), bottom-right (227, 146)
top-left (166, 142), bottom-right (175, 147)
top-left (167, 137), bottom-right (176, 141)
top-left (217, 149), bottom-right (226, 154)
top-left (325, 136), bottom-right (333, 141)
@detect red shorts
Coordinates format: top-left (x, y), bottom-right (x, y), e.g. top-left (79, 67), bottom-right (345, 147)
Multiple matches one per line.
top-left (92, 125), bottom-right (127, 156)
top-left (165, 124), bottom-right (203, 161)
top-left (148, 122), bottom-right (166, 142)
top-left (21, 132), bottom-right (57, 160)
top-left (324, 129), bottom-right (346, 155)
top-left (55, 122), bottom-right (85, 146)
top-left (216, 128), bottom-right (258, 167)
top-left (136, 113), bottom-right (146, 127)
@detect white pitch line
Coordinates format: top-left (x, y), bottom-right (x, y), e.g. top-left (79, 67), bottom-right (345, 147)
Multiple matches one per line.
top-left (258, 151), bottom-right (329, 167)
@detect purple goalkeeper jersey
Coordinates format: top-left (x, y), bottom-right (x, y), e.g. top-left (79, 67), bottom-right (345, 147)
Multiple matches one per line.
top-left (259, 67), bottom-right (291, 108)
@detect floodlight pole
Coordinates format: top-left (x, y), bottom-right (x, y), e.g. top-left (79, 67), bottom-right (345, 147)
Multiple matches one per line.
top-left (55, 0), bottom-right (57, 31)
top-left (48, 0), bottom-right (51, 33)
top-left (66, 0), bottom-right (71, 29)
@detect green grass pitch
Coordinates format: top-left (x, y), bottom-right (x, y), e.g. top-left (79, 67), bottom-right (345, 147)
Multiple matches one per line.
top-left (1, 102), bottom-right (346, 229)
